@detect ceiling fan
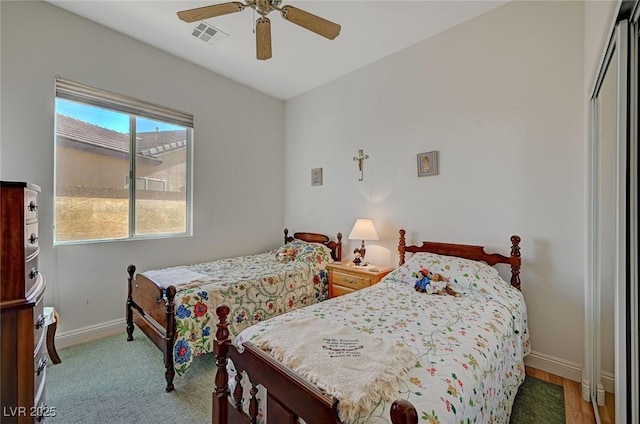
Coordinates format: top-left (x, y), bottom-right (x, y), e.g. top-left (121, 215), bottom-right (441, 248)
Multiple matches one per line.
top-left (177, 0), bottom-right (341, 60)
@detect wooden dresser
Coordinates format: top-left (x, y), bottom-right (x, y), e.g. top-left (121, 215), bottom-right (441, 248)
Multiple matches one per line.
top-left (327, 261), bottom-right (394, 298)
top-left (1, 181), bottom-right (48, 423)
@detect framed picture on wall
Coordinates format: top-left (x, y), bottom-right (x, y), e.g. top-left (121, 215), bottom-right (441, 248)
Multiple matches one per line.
top-left (417, 151), bottom-right (439, 177)
top-left (311, 168), bottom-right (323, 186)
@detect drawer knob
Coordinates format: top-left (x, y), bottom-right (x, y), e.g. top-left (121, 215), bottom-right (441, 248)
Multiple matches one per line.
top-left (35, 314), bottom-right (46, 330)
top-left (28, 201), bottom-right (38, 211)
top-left (36, 356), bottom-right (48, 376)
top-left (29, 233), bottom-right (39, 244)
top-left (29, 267), bottom-right (39, 279)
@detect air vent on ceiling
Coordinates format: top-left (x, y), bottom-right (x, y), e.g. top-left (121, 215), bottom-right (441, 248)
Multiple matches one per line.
top-left (191, 21), bottom-right (228, 46)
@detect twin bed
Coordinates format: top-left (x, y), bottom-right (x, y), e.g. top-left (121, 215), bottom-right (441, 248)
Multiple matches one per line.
top-left (126, 228), bottom-right (529, 423)
top-left (126, 229), bottom-right (342, 391)
top-left (212, 230), bottom-right (528, 424)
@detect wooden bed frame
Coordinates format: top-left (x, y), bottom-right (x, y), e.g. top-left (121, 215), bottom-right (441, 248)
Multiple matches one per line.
top-left (126, 229), bottom-right (342, 392)
top-left (211, 229), bottom-right (521, 424)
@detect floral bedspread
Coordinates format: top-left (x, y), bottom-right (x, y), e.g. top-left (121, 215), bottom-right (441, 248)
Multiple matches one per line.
top-left (235, 252), bottom-right (530, 423)
top-left (160, 240), bottom-right (333, 376)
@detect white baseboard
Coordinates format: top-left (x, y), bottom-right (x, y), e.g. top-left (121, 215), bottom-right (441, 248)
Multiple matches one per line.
top-left (600, 370), bottom-right (615, 394)
top-left (524, 350), bottom-right (616, 393)
top-left (597, 383), bottom-right (606, 406)
top-left (55, 318), bottom-right (125, 349)
top-left (582, 372), bottom-right (592, 402)
top-left (580, 369), bottom-right (616, 404)
top-left (524, 350), bottom-right (583, 382)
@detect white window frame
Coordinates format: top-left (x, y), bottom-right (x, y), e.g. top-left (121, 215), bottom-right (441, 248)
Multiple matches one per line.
top-left (54, 77), bottom-right (194, 244)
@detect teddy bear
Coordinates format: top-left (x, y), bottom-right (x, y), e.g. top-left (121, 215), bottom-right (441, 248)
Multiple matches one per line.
top-left (430, 272), bottom-right (461, 297)
top-left (414, 268), bottom-right (461, 297)
top-left (276, 248), bottom-right (295, 263)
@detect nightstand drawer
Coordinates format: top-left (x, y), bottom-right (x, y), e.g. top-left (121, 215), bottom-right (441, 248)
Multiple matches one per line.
top-left (327, 262), bottom-right (394, 299)
top-left (332, 270), bottom-right (371, 290)
top-left (331, 284), bottom-right (357, 297)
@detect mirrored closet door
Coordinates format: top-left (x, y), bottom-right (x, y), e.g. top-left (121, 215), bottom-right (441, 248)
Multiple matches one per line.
top-left (588, 1), bottom-right (639, 422)
top-left (590, 18), bottom-right (620, 421)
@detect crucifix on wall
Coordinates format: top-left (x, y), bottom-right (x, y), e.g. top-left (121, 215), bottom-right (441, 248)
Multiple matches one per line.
top-left (353, 149), bottom-right (369, 181)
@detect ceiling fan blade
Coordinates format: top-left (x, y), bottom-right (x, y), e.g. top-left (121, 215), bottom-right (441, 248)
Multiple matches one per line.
top-left (177, 2), bottom-right (245, 23)
top-left (280, 5), bottom-right (341, 40)
top-left (256, 17), bottom-right (272, 60)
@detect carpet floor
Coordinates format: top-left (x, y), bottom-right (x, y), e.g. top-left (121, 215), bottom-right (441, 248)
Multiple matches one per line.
top-left (47, 333), bottom-right (211, 424)
top-left (46, 333), bottom-right (564, 423)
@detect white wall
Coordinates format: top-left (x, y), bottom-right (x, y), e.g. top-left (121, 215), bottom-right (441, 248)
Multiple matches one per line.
top-left (283, 0), bottom-right (587, 378)
top-left (0, 1), bottom-right (284, 345)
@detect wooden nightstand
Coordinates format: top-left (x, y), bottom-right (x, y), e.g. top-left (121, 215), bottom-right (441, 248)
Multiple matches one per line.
top-left (327, 261), bottom-right (394, 298)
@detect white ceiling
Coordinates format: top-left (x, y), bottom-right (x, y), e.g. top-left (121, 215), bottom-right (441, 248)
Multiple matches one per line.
top-left (47, 1), bottom-right (508, 100)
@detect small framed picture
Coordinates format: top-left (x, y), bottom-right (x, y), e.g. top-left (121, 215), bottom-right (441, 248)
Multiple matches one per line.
top-left (311, 168), bottom-right (323, 186)
top-left (417, 151), bottom-right (439, 177)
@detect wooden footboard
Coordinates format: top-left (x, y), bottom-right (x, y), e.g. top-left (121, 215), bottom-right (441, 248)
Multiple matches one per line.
top-left (126, 264), bottom-right (177, 392)
top-left (213, 305), bottom-right (418, 424)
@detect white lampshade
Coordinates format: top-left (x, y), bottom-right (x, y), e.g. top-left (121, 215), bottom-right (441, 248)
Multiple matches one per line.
top-left (348, 219), bottom-right (379, 241)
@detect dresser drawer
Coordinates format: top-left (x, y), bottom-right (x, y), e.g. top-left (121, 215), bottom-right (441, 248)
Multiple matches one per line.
top-left (25, 256), bottom-right (40, 297)
top-left (33, 394), bottom-right (49, 423)
top-left (25, 222), bottom-right (39, 260)
top-left (24, 188), bottom-right (39, 222)
top-left (34, 298), bottom-right (46, 354)
top-left (34, 347), bottom-right (48, 410)
top-left (331, 270), bottom-right (372, 291)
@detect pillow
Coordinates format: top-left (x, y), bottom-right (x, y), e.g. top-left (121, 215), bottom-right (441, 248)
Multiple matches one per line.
top-left (392, 252), bottom-right (508, 296)
top-left (291, 240), bottom-right (333, 268)
top-left (273, 240), bottom-right (333, 267)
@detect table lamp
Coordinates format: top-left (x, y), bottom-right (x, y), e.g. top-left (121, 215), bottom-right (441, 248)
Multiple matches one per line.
top-left (348, 218), bottom-right (379, 262)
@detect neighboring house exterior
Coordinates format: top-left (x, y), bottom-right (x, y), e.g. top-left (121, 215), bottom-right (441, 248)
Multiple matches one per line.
top-left (55, 114), bottom-right (187, 200)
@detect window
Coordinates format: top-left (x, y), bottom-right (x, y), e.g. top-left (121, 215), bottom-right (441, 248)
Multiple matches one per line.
top-left (54, 77), bottom-right (193, 244)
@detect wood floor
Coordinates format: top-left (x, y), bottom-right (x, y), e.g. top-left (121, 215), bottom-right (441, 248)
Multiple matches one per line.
top-left (525, 366), bottom-right (615, 424)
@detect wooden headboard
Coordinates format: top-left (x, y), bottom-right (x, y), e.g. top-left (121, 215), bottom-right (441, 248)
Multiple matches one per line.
top-left (284, 228), bottom-right (343, 262)
top-left (398, 229), bottom-right (522, 289)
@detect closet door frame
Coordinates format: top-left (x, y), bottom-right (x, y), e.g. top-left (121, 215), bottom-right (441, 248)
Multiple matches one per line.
top-left (613, 19), bottom-right (629, 423)
top-left (628, 6), bottom-right (638, 423)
